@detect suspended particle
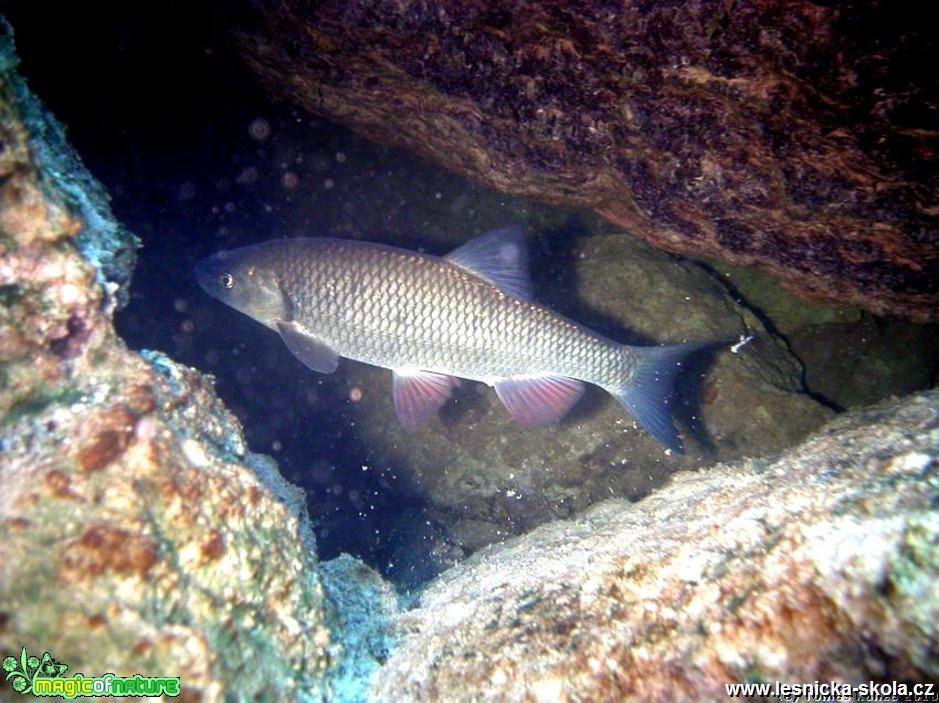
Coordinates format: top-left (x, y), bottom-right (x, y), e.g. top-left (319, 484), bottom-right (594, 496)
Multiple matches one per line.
top-left (249, 118), bottom-right (272, 141)
top-left (282, 172), bottom-right (299, 190)
top-left (235, 166), bottom-right (259, 185)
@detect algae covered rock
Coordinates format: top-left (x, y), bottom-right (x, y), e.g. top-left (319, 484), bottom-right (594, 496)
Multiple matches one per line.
top-left (0, 22), bottom-right (333, 701)
top-left (373, 390), bottom-right (939, 701)
top-left (1, 353), bottom-right (331, 699)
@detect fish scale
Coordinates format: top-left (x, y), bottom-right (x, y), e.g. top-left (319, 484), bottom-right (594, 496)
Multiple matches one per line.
top-left (196, 227), bottom-right (720, 451)
top-left (283, 241), bottom-right (599, 381)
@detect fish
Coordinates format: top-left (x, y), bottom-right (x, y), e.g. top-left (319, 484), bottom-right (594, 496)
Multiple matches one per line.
top-left (195, 227), bottom-right (718, 452)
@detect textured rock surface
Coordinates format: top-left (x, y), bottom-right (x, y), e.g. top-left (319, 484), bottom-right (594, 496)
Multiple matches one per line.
top-left (373, 390), bottom-right (939, 702)
top-left (321, 554), bottom-right (400, 702)
top-left (0, 25), bottom-right (333, 701)
top-left (235, 0), bottom-right (939, 322)
top-left (1, 354), bottom-right (331, 700)
top-left (0, 20), bottom-right (137, 307)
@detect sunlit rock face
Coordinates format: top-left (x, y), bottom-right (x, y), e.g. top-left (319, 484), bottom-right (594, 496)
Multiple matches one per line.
top-left (235, 0), bottom-right (939, 322)
top-left (373, 390), bottom-right (939, 702)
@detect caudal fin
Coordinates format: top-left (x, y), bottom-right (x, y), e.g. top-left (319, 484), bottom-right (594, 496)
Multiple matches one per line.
top-left (611, 341), bottom-right (717, 453)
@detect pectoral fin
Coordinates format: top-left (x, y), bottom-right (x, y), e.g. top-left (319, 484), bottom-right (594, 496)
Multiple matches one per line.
top-left (277, 321), bottom-right (340, 373)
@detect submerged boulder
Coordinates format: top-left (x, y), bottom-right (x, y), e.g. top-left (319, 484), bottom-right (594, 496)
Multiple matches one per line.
top-left (373, 390), bottom-right (939, 701)
top-left (235, 0), bottom-right (939, 322)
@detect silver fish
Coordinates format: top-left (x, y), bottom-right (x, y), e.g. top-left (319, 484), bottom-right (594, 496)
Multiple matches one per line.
top-left (195, 227), bottom-right (715, 451)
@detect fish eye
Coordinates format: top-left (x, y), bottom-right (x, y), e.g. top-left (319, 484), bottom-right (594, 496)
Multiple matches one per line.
top-left (219, 272), bottom-right (235, 289)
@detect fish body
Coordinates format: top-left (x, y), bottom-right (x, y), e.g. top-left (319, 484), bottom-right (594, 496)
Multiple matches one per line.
top-left (195, 227), bottom-right (714, 451)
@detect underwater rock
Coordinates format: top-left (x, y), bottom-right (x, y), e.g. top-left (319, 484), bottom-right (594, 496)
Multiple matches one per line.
top-left (320, 554), bottom-right (400, 702)
top-left (353, 227), bottom-right (834, 580)
top-left (0, 19), bottom-right (137, 308)
top-left (1, 354), bottom-right (332, 700)
top-left (372, 390), bottom-right (939, 701)
top-left (787, 316), bottom-right (939, 410)
top-left (235, 0), bottom-right (939, 322)
top-left (0, 25), bottom-right (333, 701)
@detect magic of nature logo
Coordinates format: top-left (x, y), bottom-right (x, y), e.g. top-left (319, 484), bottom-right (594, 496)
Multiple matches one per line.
top-left (3, 646), bottom-right (180, 698)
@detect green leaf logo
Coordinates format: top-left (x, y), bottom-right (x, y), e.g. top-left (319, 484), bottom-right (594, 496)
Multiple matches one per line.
top-left (3, 646), bottom-right (68, 695)
top-left (39, 652), bottom-right (68, 678)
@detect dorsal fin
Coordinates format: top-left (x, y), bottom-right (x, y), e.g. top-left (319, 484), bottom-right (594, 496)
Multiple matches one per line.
top-left (445, 226), bottom-right (533, 301)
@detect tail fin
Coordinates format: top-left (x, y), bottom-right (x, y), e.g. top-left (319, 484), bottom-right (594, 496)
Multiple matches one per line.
top-left (610, 341), bottom-right (717, 453)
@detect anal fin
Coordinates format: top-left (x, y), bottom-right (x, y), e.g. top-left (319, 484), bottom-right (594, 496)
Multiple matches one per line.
top-left (494, 375), bottom-right (585, 429)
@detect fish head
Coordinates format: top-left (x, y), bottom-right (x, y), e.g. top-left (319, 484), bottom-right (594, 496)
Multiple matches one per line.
top-left (195, 246), bottom-right (290, 329)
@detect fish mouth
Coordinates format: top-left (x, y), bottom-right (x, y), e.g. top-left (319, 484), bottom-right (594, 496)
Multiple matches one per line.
top-left (193, 258), bottom-right (213, 293)
top-left (194, 254), bottom-right (228, 297)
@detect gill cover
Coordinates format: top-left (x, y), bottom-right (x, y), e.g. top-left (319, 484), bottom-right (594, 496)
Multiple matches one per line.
top-left (194, 248), bottom-right (290, 329)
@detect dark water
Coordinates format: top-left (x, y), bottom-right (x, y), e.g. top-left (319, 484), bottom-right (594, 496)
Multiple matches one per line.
top-left (7, 6), bottom-right (938, 588)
